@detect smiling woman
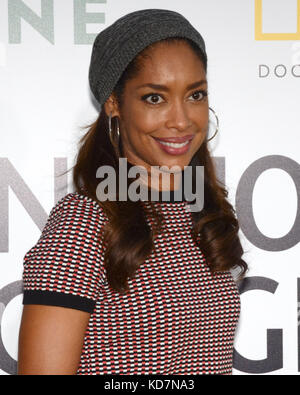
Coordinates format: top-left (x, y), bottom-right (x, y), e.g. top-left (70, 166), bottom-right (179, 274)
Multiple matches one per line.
top-left (114, 39), bottom-right (208, 164)
top-left (113, 39), bottom-right (209, 178)
top-left (18, 9), bottom-right (248, 375)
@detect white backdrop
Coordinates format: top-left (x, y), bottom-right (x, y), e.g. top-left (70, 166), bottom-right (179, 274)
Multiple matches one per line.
top-left (0, 0), bottom-right (299, 375)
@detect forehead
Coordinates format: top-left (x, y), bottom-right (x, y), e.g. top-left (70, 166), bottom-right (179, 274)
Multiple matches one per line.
top-left (132, 40), bottom-right (206, 82)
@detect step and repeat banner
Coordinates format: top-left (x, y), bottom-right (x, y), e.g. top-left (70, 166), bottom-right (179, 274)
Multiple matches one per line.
top-left (0, 0), bottom-right (299, 375)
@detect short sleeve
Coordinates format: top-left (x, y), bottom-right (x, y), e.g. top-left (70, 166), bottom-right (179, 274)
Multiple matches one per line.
top-left (22, 192), bottom-right (108, 313)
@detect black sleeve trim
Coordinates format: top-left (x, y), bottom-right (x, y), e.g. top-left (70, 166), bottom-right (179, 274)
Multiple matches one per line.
top-left (22, 290), bottom-right (96, 314)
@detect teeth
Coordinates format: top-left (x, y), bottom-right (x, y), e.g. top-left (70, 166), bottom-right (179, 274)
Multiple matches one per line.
top-left (158, 140), bottom-right (189, 148)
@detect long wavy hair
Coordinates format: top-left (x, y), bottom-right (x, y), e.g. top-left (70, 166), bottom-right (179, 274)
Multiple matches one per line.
top-left (68, 37), bottom-right (248, 294)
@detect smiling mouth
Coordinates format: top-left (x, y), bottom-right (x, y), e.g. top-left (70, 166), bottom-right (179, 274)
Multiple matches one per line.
top-left (152, 135), bottom-right (194, 155)
top-left (153, 134), bottom-right (194, 144)
top-left (156, 140), bottom-right (190, 148)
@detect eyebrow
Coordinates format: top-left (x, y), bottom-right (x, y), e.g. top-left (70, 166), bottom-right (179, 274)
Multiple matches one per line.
top-left (136, 79), bottom-right (208, 91)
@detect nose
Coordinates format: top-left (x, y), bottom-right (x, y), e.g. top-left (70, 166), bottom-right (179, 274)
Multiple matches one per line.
top-left (165, 99), bottom-right (192, 131)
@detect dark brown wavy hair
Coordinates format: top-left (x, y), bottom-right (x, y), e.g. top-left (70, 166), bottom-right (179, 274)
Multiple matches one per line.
top-left (67, 37), bottom-right (248, 294)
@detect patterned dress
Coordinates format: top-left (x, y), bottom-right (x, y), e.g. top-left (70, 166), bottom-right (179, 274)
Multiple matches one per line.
top-left (22, 190), bottom-right (241, 374)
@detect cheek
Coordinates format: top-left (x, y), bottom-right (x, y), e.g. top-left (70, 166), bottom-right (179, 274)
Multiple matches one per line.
top-left (196, 109), bottom-right (209, 128)
top-left (121, 117), bottom-right (156, 156)
top-left (196, 112), bottom-right (209, 136)
top-left (192, 133), bottom-right (206, 151)
top-left (137, 111), bottom-right (161, 133)
top-left (127, 106), bottom-right (159, 135)
top-left (191, 120), bottom-right (208, 151)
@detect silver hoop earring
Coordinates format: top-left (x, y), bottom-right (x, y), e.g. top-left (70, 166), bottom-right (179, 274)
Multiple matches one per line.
top-left (207, 107), bottom-right (219, 142)
top-left (108, 112), bottom-right (120, 149)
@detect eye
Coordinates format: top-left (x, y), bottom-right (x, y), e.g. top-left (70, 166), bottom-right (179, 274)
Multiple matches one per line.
top-left (141, 93), bottom-right (164, 105)
top-left (141, 90), bottom-right (208, 105)
top-left (189, 90), bottom-right (208, 102)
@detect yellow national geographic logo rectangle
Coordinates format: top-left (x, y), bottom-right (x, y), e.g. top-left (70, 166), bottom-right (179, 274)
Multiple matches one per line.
top-left (255, 0), bottom-right (300, 40)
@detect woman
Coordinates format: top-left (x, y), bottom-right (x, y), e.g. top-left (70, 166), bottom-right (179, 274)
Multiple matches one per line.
top-left (18, 9), bottom-right (247, 375)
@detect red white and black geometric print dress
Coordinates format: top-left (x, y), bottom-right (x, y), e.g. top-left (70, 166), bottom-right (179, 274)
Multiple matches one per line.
top-left (22, 188), bottom-right (241, 375)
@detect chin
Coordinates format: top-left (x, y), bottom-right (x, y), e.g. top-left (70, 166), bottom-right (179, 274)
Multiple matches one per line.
top-left (155, 158), bottom-right (190, 172)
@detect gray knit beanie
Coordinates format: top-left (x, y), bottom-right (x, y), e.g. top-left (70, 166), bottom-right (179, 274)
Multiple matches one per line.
top-left (89, 8), bottom-right (207, 106)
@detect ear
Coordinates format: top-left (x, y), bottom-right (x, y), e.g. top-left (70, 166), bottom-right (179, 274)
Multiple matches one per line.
top-left (103, 94), bottom-right (120, 118)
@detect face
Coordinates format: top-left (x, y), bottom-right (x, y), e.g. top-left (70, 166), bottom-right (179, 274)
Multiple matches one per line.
top-left (105, 40), bottom-right (209, 190)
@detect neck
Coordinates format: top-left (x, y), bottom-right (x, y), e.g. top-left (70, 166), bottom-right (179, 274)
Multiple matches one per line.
top-left (126, 160), bottom-right (184, 192)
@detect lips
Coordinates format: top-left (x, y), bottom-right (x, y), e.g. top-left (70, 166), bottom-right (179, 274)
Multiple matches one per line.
top-left (153, 135), bottom-right (194, 143)
top-left (153, 135), bottom-right (194, 155)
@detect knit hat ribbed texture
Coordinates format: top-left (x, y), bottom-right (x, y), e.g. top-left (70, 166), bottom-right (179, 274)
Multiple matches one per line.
top-left (89, 8), bottom-right (207, 106)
